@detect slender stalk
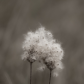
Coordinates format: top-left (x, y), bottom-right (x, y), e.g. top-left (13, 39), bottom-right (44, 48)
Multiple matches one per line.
top-left (49, 69), bottom-right (52, 84)
top-left (30, 62), bottom-right (32, 84)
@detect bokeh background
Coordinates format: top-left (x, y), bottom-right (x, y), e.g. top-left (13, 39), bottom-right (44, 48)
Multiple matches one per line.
top-left (0, 0), bottom-right (84, 84)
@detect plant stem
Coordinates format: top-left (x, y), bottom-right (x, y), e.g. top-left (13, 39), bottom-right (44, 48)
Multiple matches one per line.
top-left (30, 62), bottom-right (32, 84)
top-left (49, 69), bottom-right (52, 84)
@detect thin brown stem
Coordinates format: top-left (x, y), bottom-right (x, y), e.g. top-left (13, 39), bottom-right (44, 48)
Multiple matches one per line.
top-left (49, 69), bottom-right (52, 84)
top-left (30, 62), bottom-right (32, 84)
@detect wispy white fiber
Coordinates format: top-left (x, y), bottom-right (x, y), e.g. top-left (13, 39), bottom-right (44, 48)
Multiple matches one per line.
top-left (22, 26), bottom-right (64, 76)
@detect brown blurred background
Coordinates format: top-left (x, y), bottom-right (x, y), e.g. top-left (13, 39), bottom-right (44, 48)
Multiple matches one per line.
top-left (0, 0), bottom-right (84, 84)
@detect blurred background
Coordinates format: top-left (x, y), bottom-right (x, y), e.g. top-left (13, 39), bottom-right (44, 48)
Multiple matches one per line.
top-left (0, 0), bottom-right (84, 84)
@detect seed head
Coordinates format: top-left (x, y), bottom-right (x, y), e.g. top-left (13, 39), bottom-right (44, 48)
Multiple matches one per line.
top-left (22, 27), bottom-right (55, 63)
top-left (22, 26), bottom-right (64, 76)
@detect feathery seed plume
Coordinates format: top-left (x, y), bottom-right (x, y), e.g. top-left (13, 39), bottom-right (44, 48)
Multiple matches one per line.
top-left (22, 27), bottom-right (64, 76)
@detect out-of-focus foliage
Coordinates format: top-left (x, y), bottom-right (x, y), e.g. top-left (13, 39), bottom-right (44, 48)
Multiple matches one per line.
top-left (0, 0), bottom-right (84, 84)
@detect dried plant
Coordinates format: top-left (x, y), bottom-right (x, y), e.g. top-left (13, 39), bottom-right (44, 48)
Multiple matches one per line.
top-left (22, 27), bottom-right (64, 84)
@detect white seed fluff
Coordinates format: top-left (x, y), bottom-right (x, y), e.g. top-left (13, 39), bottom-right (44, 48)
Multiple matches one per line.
top-left (22, 27), bottom-right (64, 76)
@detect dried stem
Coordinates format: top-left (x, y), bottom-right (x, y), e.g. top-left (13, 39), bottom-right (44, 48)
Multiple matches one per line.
top-left (49, 69), bottom-right (52, 84)
top-left (30, 62), bottom-right (32, 84)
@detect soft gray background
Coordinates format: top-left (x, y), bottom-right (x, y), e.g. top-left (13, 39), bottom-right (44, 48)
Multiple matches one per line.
top-left (0, 0), bottom-right (84, 84)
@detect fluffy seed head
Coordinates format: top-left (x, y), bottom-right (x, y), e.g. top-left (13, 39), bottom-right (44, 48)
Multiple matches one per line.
top-left (22, 26), bottom-right (64, 76)
top-left (22, 27), bottom-right (56, 63)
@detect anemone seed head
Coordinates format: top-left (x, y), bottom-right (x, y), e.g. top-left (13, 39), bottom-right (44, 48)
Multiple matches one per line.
top-left (22, 26), bottom-right (64, 74)
top-left (22, 27), bottom-right (55, 63)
